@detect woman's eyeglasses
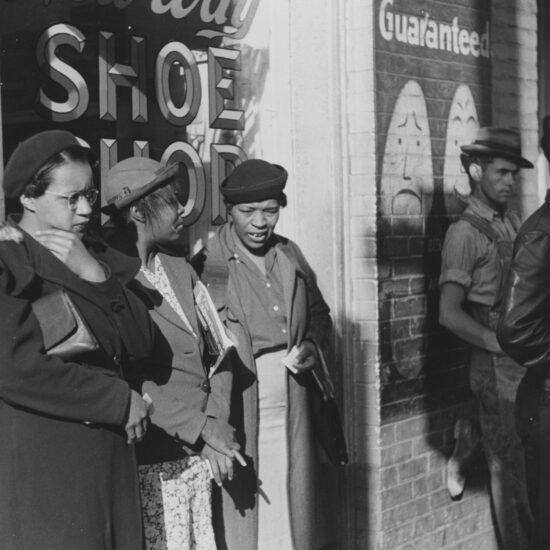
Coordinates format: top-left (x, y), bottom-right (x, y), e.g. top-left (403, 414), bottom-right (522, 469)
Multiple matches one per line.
top-left (44, 188), bottom-right (99, 211)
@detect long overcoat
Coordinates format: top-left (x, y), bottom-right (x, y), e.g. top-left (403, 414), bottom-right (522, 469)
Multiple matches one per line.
top-left (193, 224), bottom-right (333, 550)
top-left (128, 252), bottom-right (232, 464)
top-left (0, 225), bottom-right (154, 550)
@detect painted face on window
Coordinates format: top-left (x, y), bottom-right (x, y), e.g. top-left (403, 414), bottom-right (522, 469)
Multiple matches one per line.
top-left (381, 79), bottom-right (434, 226)
top-left (29, 161), bottom-right (95, 237)
top-left (228, 199), bottom-right (280, 254)
top-left (443, 84), bottom-right (480, 214)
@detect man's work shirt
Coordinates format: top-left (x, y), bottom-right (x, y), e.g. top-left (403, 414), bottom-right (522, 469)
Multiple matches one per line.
top-left (439, 195), bottom-right (521, 308)
top-left (226, 230), bottom-right (288, 357)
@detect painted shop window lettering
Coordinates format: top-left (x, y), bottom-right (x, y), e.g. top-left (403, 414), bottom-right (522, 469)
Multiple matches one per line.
top-left (378, 0), bottom-right (490, 58)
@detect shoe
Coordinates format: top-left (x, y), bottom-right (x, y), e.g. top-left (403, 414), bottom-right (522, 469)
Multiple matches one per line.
top-left (446, 418), bottom-right (480, 499)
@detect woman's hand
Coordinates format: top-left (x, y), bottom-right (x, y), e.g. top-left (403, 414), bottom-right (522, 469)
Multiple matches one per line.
top-left (200, 417), bottom-right (246, 467)
top-left (125, 390), bottom-right (150, 444)
top-left (201, 444), bottom-right (237, 487)
top-left (35, 229), bottom-right (107, 282)
top-left (291, 340), bottom-right (318, 373)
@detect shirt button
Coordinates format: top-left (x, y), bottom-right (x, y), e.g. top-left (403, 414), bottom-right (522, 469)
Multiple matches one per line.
top-left (273, 305), bottom-right (279, 311)
top-left (266, 282), bottom-right (271, 288)
top-left (282, 328), bottom-right (287, 334)
top-left (112, 353), bottom-right (121, 365)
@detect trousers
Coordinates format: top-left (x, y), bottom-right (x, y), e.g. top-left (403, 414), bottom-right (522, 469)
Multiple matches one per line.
top-left (469, 348), bottom-right (532, 549)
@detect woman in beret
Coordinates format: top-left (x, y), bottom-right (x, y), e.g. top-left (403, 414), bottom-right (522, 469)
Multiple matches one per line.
top-left (192, 159), bottom-right (335, 550)
top-left (0, 131), bottom-right (155, 549)
top-left (101, 157), bottom-right (242, 550)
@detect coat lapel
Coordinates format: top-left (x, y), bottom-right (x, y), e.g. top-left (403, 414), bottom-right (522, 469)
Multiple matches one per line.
top-left (23, 232), bottom-right (105, 302)
top-left (277, 245), bottom-right (297, 328)
top-left (159, 253), bottom-right (200, 335)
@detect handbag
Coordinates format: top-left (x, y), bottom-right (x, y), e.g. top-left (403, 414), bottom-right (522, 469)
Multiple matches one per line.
top-left (32, 289), bottom-right (99, 360)
top-left (309, 342), bottom-right (349, 467)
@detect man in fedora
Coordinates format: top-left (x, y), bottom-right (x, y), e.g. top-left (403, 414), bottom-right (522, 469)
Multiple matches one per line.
top-left (497, 116), bottom-right (550, 548)
top-left (191, 159), bottom-right (334, 550)
top-left (439, 127), bottom-right (533, 549)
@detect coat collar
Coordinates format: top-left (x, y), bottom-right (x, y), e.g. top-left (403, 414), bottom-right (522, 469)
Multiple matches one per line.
top-left (136, 253), bottom-right (199, 336)
top-left (212, 223), bottom-right (302, 327)
top-left (4, 217), bottom-right (140, 300)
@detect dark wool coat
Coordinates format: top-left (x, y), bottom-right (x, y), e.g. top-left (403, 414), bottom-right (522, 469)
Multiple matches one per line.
top-left (192, 224), bottom-right (334, 550)
top-left (127, 252), bottom-right (232, 465)
top-left (0, 226), bottom-right (154, 550)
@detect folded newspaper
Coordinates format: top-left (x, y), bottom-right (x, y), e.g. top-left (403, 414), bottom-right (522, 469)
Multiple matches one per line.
top-left (193, 280), bottom-right (234, 377)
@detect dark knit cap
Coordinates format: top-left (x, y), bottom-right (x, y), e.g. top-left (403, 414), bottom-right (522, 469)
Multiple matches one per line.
top-left (2, 130), bottom-right (93, 198)
top-left (220, 159), bottom-right (287, 203)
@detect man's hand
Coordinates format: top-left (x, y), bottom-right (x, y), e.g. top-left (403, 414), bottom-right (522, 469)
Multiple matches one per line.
top-left (291, 340), bottom-right (318, 373)
top-left (125, 390), bottom-right (150, 444)
top-left (201, 444), bottom-right (238, 487)
top-left (35, 229), bottom-right (106, 282)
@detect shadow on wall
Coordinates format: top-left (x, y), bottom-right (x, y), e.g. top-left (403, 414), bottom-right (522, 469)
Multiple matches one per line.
top-left (378, 76), bottom-right (488, 477)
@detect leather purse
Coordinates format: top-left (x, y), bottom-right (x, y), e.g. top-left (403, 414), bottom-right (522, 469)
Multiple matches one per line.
top-left (309, 342), bottom-right (349, 467)
top-left (32, 289), bottom-right (99, 360)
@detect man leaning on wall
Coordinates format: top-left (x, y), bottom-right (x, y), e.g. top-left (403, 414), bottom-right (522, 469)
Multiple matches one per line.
top-left (497, 116), bottom-right (550, 550)
top-left (439, 127), bottom-right (533, 550)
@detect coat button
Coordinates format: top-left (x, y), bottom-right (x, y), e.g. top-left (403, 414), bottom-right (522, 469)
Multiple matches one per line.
top-left (200, 380), bottom-right (211, 393)
top-left (110, 299), bottom-right (125, 313)
top-left (112, 353), bottom-right (121, 366)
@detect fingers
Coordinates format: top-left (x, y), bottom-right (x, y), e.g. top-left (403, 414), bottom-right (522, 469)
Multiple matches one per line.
top-left (35, 232), bottom-right (77, 262)
top-left (208, 457), bottom-right (223, 487)
top-left (225, 455), bottom-right (234, 481)
top-left (125, 419), bottom-right (148, 444)
top-left (206, 454), bottom-right (236, 486)
top-left (294, 355), bottom-right (316, 373)
top-left (126, 425), bottom-right (136, 445)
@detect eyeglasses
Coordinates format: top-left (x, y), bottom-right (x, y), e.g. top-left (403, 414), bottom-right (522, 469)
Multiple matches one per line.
top-left (44, 188), bottom-right (99, 211)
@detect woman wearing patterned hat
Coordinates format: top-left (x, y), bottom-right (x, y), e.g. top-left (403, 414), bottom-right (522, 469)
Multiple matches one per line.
top-left (0, 131), bottom-right (155, 549)
top-left (101, 156), bottom-right (243, 550)
top-left (192, 159), bottom-right (335, 550)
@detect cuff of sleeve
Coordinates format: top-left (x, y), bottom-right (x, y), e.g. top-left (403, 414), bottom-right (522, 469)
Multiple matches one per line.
top-left (439, 269), bottom-right (471, 289)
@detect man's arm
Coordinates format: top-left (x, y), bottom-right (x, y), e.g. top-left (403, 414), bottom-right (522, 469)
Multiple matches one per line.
top-left (439, 282), bottom-right (501, 353)
top-left (497, 230), bottom-right (550, 369)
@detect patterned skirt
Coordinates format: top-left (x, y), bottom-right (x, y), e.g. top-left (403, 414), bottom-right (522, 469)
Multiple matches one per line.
top-left (139, 456), bottom-right (216, 550)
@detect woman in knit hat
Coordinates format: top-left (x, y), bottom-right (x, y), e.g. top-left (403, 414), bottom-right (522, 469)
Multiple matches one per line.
top-left (0, 130), bottom-right (155, 550)
top-left (102, 156), bottom-right (243, 550)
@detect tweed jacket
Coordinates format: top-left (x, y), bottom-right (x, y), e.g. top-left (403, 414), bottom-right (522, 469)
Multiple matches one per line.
top-left (127, 252), bottom-right (232, 464)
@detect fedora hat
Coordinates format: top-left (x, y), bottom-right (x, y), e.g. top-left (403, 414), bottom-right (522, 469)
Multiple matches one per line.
top-left (101, 157), bottom-right (187, 214)
top-left (460, 127), bottom-right (533, 168)
top-left (220, 159), bottom-right (287, 203)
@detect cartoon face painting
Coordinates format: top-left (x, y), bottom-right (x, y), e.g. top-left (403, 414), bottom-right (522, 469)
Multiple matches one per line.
top-left (443, 85), bottom-right (479, 214)
top-left (381, 80), bottom-right (433, 227)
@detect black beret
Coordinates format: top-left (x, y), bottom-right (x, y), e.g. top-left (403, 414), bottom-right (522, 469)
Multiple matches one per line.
top-left (2, 130), bottom-right (93, 199)
top-left (220, 159), bottom-right (287, 203)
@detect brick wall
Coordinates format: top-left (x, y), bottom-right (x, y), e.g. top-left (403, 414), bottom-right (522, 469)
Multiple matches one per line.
top-left (363, 0), bottom-right (540, 548)
top-left (370, 0), bottom-right (532, 548)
